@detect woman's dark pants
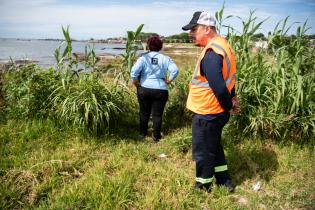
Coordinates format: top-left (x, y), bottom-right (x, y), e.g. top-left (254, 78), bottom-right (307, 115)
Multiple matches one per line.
top-left (137, 86), bottom-right (168, 140)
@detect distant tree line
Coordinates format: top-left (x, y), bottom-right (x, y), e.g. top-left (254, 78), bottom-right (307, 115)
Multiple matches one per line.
top-left (163, 33), bottom-right (190, 43)
top-left (137, 32), bottom-right (315, 43)
top-left (90, 32), bottom-right (314, 44)
top-left (134, 32), bottom-right (190, 43)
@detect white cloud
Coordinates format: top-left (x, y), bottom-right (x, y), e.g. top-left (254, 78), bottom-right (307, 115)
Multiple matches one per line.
top-left (0, 0), bottom-right (313, 39)
top-left (0, 2), bottom-right (197, 38)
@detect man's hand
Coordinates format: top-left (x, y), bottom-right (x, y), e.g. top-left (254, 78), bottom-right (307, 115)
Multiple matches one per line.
top-left (230, 96), bottom-right (241, 114)
top-left (132, 79), bottom-right (140, 87)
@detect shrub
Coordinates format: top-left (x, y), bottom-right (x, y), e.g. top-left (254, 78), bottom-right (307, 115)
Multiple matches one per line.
top-left (49, 73), bottom-right (134, 135)
top-left (164, 66), bottom-right (192, 131)
top-left (3, 64), bottom-right (59, 119)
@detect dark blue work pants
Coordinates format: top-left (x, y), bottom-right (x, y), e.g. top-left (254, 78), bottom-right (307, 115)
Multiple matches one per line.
top-left (192, 112), bottom-right (231, 189)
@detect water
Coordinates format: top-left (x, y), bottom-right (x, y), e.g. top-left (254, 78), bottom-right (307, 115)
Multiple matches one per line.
top-left (0, 38), bottom-right (126, 67)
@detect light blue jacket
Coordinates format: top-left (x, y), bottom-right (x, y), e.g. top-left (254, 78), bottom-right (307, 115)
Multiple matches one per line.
top-left (130, 51), bottom-right (179, 90)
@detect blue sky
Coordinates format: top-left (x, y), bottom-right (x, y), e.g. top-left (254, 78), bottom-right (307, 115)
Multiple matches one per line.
top-left (0, 0), bottom-right (314, 39)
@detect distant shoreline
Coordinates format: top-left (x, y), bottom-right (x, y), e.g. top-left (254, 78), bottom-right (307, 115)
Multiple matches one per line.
top-left (0, 39), bottom-right (129, 67)
top-left (0, 37), bottom-right (127, 44)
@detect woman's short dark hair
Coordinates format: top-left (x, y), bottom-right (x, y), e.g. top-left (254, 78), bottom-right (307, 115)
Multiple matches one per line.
top-left (147, 36), bottom-right (163, 52)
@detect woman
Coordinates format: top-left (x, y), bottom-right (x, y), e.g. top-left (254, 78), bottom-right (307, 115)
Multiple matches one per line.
top-left (130, 36), bottom-right (179, 142)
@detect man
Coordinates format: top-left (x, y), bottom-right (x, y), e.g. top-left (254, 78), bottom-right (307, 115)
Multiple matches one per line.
top-left (182, 11), bottom-right (238, 192)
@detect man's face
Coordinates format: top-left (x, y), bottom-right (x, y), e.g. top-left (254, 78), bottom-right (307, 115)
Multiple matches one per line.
top-left (189, 25), bottom-right (208, 47)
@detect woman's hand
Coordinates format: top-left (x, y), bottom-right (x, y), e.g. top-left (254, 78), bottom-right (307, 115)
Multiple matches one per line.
top-left (132, 79), bottom-right (140, 87)
top-left (165, 79), bottom-right (172, 85)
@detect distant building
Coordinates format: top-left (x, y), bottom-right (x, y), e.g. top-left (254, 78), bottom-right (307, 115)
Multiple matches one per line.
top-left (255, 41), bottom-right (268, 49)
top-left (106, 37), bottom-right (127, 44)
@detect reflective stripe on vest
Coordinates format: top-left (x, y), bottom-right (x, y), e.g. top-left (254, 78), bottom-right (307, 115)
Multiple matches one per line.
top-left (191, 42), bottom-right (235, 87)
top-left (210, 43), bottom-right (231, 84)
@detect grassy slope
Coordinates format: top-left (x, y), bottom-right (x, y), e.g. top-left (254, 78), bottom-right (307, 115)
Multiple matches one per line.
top-left (1, 120), bottom-right (314, 210)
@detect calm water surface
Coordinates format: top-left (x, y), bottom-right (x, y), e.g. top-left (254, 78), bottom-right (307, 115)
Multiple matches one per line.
top-left (0, 39), bottom-right (126, 67)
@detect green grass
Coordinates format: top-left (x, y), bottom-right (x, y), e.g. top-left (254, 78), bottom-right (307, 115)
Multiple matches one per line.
top-left (1, 5), bottom-right (314, 209)
top-left (1, 120), bottom-right (314, 209)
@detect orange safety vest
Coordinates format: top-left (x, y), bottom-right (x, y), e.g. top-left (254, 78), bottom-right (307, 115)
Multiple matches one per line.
top-left (186, 36), bottom-right (237, 114)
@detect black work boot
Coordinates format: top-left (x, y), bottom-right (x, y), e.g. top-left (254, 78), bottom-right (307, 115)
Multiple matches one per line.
top-left (194, 182), bottom-right (212, 192)
top-left (218, 179), bottom-right (235, 192)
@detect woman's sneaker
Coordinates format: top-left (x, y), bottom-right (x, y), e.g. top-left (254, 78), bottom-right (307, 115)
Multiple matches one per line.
top-left (151, 135), bottom-right (160, 143)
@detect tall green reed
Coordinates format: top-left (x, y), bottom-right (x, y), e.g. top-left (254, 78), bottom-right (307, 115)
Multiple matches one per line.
top-left (50, 26), bottom-right (135, 134)
top-left (105, 24), bottom-right (144, 85)
top-left (220, 8), bottom-right (315, 141)
top-left (54, 26), bottom-right (99, 76)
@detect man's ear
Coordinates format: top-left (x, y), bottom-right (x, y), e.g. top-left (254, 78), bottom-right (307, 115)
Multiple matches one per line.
top-left (205, 26), bottom-right (212, 35)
